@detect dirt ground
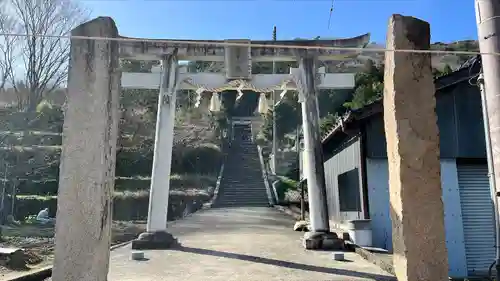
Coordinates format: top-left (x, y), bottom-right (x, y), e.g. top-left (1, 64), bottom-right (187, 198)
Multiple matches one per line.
top-left (0, 221), bottom-right (146, 278)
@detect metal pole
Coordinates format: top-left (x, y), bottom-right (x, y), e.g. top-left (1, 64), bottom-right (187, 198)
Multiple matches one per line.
top-left (272, 26), bottom-right (278, 174)
top-left (475, 0), bottom-right (500, 277)
top-left (478, 73), bottom-right (500, 278)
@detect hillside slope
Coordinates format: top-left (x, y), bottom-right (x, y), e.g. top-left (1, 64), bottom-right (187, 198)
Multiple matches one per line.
top-left (332, 40), bottom-right (479, 73)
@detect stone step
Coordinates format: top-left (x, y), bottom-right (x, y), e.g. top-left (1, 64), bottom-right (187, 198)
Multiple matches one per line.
top-left (217, 187), bottom-right (267, 191)
top-left (222, 180), bottom-right (264, 183)
top-left (222, 174), bottom-right (263, 178)
top-left (219, 192), bottom-right (267, 196)
top-left (219, 187), bottom-right (266, 191)
top-left (218, 188), bottom-right (267, 192)
top-left (223, 171), bottom-right (261, 175)
top-left (217, 189), bottom-right (268, 194)
top-left (218, 189), bottom-right (268, 194)
top-left (224, 171), bottom-right (261, 175)
top-left (224, 172), bottom-right (261, 177)
top-left (223, 176), bottom-right (262, 179)
top-left (219, 187), bottom-right (266, 192)
top-left (220, 182), bottom-right (265, 186)
top-left (220, 181), bottom-right (265, 185)
top-left (215, 198), bottom-right (269, 203)
top-left (215, 200), bottom-right (269, 205)
top-left (213, 202), bottom-right (270, 208)
top-left (224, 166), bottom-right (261, 170)
top-left (217, 197), bottom-right (269, 202)
top-left (224, 167), bottom-right (261, 171)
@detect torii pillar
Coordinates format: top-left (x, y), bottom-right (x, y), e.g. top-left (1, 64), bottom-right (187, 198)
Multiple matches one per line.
top-left (383, 14), bottom-right (448, 280)
top-left (132, 53), bottom-right (180, 249)
top-left (293, 51), bottom-right (341, 250)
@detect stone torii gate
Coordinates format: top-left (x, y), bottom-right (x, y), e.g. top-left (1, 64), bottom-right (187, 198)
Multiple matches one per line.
top-left (51, 16), bottom-right (369, 281)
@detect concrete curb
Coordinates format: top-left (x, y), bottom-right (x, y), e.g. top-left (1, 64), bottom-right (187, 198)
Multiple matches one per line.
top-left (257, 145), bottom-right (277, 205)
top-left (5, 240), bottom-right (135, 281)
top-left (354, 246), bottom-right (395, 276)
top-left (203, 163), bottom-right (225, 209)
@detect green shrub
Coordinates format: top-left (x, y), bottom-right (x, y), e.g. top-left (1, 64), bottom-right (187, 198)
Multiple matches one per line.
top-left (275, 175), bottom-right (299, 201)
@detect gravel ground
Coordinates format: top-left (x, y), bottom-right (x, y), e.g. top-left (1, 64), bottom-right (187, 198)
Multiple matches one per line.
top-left (0, 221), bottom-right (146, 277)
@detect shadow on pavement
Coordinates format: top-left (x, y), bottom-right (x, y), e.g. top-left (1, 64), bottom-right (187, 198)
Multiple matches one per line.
top-left (174, 246), bottom-right (396, 281)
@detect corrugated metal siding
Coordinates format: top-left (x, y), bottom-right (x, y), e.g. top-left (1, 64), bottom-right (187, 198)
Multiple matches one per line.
top-left (366, 158), bottom-right (467, 277)
top-left (365, 84), bottom-right (486, 159)
top-left (457, 164), bottom-right (495, 276)
top-left (323, 136), bottom-right (363, 223)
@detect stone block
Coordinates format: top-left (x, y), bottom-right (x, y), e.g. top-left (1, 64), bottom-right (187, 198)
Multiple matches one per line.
top-left (293, 220), bottom-right (309, 232)
top-left (383, 14), bottom-right (448, 281)
top-left (132, 231), bottom-right (179, 250)
top-left (302, 231), bottom-right (343, 250)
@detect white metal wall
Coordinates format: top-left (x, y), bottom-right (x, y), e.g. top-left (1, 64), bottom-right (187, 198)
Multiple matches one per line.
top-left (457, 164), bottom-right (496, 276)
top-left (366, 158), bottom-right (468, 277)
top-left (323, 137), bottom-right (364, 223)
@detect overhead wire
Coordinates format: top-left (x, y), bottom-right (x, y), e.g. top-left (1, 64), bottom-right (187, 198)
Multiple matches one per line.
top-left (0, 32), bottom-right (496, 57)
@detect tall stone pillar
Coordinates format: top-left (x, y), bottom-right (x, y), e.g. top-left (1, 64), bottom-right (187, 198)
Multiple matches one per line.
top-left (132, 53), bottom-right (179, 250)
top-left (294, 54), bottom-right (339, 250)
top-left (383, 14), bottom-right (449, 281)
top-left (52, 17), bottom-right (120, 281)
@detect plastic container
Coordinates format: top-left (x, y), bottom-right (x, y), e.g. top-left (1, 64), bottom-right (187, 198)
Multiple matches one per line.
top-left (345, 219), bottom-right (372, 247)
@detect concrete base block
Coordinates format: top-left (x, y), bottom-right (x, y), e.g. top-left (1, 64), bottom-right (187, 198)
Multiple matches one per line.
top-left (131, 251), bottom-right (145, 260)
top-left (131, 230), bottom-right (179, 250)
top-left (332, 252), bottom-right (345, 261)
top-left (303, 231), bottom-right (344, 250)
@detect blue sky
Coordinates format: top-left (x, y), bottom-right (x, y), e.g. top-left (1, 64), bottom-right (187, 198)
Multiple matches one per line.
top-left (83, 0), bottom-right (477, 43)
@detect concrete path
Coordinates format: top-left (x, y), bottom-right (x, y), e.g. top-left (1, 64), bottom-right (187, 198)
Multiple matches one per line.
top-left (108, 207), bottom-right (396, 281)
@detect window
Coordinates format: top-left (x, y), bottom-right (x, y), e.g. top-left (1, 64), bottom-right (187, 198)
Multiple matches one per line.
top-left (337, 168), bottom-right (361, 212)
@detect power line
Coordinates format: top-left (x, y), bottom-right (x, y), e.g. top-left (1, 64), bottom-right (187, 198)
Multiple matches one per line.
top-left (0, 32), bottom-right (494, 57)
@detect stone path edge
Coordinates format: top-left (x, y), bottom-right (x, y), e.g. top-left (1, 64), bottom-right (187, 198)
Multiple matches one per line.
top-left (3, 240), bottom-right (132, 281)
top-left (354, 246), bottom-right (395, 276)
top-left (274, 204), bottom-right (398, 277)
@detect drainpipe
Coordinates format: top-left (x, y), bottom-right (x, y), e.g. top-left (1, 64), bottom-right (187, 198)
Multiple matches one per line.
top-left (477, 73), bottom-right (500, 277)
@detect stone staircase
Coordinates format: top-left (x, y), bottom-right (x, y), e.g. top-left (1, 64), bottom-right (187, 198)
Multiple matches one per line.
top-left (212, 123), bottom-right (270, 208)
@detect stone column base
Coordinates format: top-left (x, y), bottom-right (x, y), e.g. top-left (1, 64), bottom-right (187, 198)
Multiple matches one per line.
top-left (131, 230), bottom-right (179, 250)
top-left (302, 231), bottom-right (344, 250)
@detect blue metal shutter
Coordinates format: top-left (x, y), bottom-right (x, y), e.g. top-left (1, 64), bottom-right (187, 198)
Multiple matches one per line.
top-left (457, 164), bottom-right (496, 275)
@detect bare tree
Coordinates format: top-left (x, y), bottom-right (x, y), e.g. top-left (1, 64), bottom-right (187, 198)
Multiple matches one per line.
top-left (0, 4), bottom-right (17, 92)
top-left (7, 0), bottom-right (88, 111)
